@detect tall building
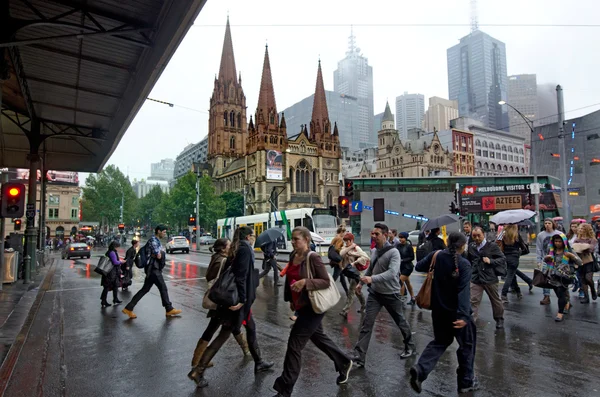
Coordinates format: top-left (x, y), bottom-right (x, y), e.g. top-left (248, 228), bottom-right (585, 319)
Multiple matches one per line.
top-left (447, 30), bottom-right (508, 130)
top-left (281, 91), bottom-right (360, 151)
top-left (395, 92), bottom-right (425, 140)
top-left (150, 158), bottom-right (174, 181)
top-left (333, 30), bottom-right (374, 148)
top-left (173, 137), bottom-right (208, 180)
top-left (206, 20), bottom-right (341, 214)
top-left (422, 96), bottom-right (459, 133)
top-left (507, 74), bottom-right (538, 144)
top-left (133, 179), bottom-right (170, 199)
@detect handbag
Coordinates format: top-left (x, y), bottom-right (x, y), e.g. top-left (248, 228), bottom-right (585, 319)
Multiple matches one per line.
top-left (203, 258), bottom-right (226, 310)
top-left (415, 251), bottom-right (440, 310)
top-left (592, 254), bottom-right (600, 273)
top-left (94, 256), bottom-right (113, 277)
top-left (532, 268), bottom-right (553, 289)
top-left (306, 252), bottom-right (341, 314)
top-left (207, 265), bottom-right (238, 308)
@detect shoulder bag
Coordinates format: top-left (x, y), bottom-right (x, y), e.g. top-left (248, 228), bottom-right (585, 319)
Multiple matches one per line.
top-left (94, 256), bottom-right (114, 277)
top-left (202, 258), bottom-right (227, 310)
top-left (415, 251), bottom-right (441, 310)
top-left (208, 262), bottom-right (239, 308)
top-left (306, 252), bottom-right (341, 314)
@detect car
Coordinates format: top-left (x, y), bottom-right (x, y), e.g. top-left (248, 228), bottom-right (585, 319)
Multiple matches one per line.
top-left (166, 236), bottom-right (190, 254)
top-left (198, 235), bottom-right (217, 245)
top-left (408, 230), bottom-right (421, 246)
top-left (62, 242), bottom-right (91, 260)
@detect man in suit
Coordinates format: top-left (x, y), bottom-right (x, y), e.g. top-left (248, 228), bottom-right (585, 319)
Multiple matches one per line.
top-left (467, 227), bottom-right (507, 329)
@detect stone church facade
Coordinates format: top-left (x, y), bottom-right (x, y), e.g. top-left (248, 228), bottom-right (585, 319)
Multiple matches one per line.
top-left (207, 19), bottom-right (341, 214)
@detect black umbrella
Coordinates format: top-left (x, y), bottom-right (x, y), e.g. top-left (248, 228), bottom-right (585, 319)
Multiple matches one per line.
top-left (255, 228), bottom-right (285, 247)
top-left (420, 214), bottom-right (460, 231)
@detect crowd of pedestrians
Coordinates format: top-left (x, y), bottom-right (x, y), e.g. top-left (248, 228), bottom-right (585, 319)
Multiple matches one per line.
top-left (95, 216), bottom-right (599, 396)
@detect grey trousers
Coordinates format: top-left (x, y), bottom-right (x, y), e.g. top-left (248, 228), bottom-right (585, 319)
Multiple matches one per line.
top-left (354, 291), bottom-right (415, 362)
top-left (341, 279), bottom-right (366, 314)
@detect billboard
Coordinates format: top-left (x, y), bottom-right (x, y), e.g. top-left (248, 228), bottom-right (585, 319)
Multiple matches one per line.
top-left (14, 169), bottom-right (79, 186)
top-left (266, 150), bottom-right (283, 180)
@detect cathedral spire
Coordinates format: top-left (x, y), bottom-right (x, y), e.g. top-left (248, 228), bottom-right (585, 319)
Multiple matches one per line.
top-left (256, 44), bottom-right (277, 123)
top-left (218, 17), bottom-right (237, 83)
top-left (310, 60), bottom-right (331, 140)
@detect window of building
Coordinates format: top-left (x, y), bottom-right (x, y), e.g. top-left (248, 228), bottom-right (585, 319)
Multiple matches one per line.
top-left (503, 165), bottom-right (508, 172)
top-left (229, 136), bottom-right (235, 149)
top-left (483, 141), bottom-right (488, 148)
top-left (475, 149), bottom-right (481, 156)
top-left (509, 166), bottom-right (514, 173)
top-left (490, 152), bottom-right (495, 159)
top-left (502, 154), bottom-right (507, 160)
top-left (223, 111), bottom-right (228, 126)
top-left (237, 113), bottom-right (242, 128)
top-left (475, 139), bottom-right (481, 147)
top-left (508, 146), bottom-right (513, 153)
top-left (49, 208), bottom-right (59, 219)
top-left (491, 164), bottom-right (496, 170)
top-left (477, 161), bottom-right (482, 168)
top-left (49, 195), bottom-right (60, 205)
top-left (495, 143), bottom-right (501, 150)
top-left (230, 111), bottom-right (235, 127)
top-left (71, 208), bottom-right (78, 219)
top-left (482, 150), bottom-right (488, 157)
top-left (508, 155), bottom-right (513, 162)
top-left (502, 145), bottom-right (507, 151)
top-left (520, 157), bottom-right (524, 163)
top-left (71, 196), bottom-right (79, 206)
top-left (496, 152), bottom-right (501, 159)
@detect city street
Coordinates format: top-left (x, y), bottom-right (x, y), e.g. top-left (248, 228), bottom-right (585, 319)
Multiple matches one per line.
top-left (1, 248), bottom-right (599, 397)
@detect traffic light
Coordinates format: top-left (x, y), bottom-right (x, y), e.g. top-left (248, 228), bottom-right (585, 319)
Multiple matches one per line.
top-left (338, 196), bottom-right (349, 218)
top-left (118, 223), bottom-right (125, 232)
top-left (1, 183), bottom-right (26, 218)
top-left (449, 202), bottom-right (458, 214)
top-left (188, 216), bottom-right (196, 226)
top-left (13, 218), bottom-right (22, 231)
top-left (344, 180), bottom-right (354, 199)
top-left (329, 205), bottom-right (337, 217)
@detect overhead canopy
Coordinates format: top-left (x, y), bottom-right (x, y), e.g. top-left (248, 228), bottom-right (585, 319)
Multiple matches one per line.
top-left (0, 0), bottom-right (206, 172)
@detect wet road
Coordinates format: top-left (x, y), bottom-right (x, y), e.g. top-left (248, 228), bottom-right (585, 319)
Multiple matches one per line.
top-left (4, 248), bottom-right (600, 397)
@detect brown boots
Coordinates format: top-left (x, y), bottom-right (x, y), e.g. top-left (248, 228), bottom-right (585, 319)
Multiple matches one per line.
top-left (191, 339), bottom-right (214, 368)
top-left (234, 333), bottom-right (251, 356)
top-left (540, 295), bottom-right (551, 305)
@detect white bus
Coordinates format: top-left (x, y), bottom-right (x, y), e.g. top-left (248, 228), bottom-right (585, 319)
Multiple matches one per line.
top-left (217, 208), bottom-right (346, 252)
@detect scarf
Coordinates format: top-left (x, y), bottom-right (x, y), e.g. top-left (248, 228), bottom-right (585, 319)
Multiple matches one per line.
top-left (545, 233), bottom-right (571, 278)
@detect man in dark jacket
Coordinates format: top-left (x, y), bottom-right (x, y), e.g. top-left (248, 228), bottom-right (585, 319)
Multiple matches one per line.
top-left (467, 227), bottom-right (507, 329)
top-left (259, 240), bottom-right (281, 286)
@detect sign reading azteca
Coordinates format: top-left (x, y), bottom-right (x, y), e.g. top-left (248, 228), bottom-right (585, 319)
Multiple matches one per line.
top-left (462, 183), bottom-right (543, 195)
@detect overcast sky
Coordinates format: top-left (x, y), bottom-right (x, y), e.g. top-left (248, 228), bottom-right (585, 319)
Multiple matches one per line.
top-left (89, 0), bottom-right (600, 184)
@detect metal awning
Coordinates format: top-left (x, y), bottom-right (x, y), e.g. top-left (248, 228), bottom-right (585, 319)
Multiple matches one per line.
top-left (0, 0), bottom-right (207, 172)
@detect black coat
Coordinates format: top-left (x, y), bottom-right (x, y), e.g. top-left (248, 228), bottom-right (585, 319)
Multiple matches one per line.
top-left (397, 242), bottom-right (414, 265)
top-left (328, 245), bottom-right (343, 267)
top-left (467, 241), bottom-right (507, 284)
top-left (223, 241), bottom-right (258, 322)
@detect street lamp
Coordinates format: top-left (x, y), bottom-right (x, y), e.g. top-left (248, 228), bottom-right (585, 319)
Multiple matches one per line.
top-left (499, 100), bottom-right (541, 233)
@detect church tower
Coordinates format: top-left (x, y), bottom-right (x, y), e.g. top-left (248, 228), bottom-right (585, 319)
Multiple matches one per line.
top-left (378, 101), bottom-right (396, 157)
top-left (208, 18), bottom-right (247, 176)
top-left (310, 60), bottom-right (340, 159)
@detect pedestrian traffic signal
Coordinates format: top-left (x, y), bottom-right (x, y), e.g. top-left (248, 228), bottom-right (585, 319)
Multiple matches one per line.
top-left (13, 218), bottom-right (22, 231)
top-left (118, 223), bottom-right (125, 232)
top-left (338, 196), bottom-right (349, 218)
top-left (1, 183), bottom-right (26, 218)
top-left (188, 216), bottom-right (196, 226)
top-left (449, 202), bottom-right (458, 215)
top-left (344, 180), bottom-right (354, 198)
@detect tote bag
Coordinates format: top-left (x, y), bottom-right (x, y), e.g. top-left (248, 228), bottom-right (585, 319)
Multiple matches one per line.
top-left (94, 256), bottom-right (113, 277)
top-left (415, 251), bottom-right (441, 310)
top-left (202, 258), bottom-right (226, 310)
top-left (306, 252), bottom-right (341, 314)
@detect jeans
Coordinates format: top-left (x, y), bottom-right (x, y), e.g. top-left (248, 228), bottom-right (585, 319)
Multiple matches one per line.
top-left (354, 291), bottom-right (415, 362)
top-left (259, 257), bottom-right (279, 283)
top-left (470, 282), bottom-right (504, 321)
top-left (125, 269), bottom-right (173, 312)
top-left (502, 267), bottom-right (531, 295)
top-left (332, 266), bottom-right (349, 295)
top-left (415, 312), bottom-right (476, 390)
top-left (274, 306), bottom-right (350, 397)
top-left (553, 286), bottom-right (569, 313)
top-left (341, 279), bottom-right (366, 314)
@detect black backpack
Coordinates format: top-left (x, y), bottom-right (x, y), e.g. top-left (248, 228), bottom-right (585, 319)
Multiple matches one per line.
top-left (416, 240), bottom-right (433, 262)
top-left (135, 242), bottom-right (150, 269)
top-left (208, 265), bottom-right (239, 307)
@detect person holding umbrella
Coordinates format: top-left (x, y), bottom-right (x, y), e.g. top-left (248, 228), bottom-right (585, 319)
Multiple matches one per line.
top-left (256, 228), bottom-right (285, 286)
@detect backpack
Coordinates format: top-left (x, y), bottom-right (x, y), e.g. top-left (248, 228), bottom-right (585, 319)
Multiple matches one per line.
top-left (135, 242), bottom-right (150, 269)
top-left (416, 240), bottom-right (433, 262)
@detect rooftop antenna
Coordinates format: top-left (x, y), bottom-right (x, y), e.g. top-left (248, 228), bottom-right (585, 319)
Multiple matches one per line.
top-left (346, 25), bottom-right (357, 56)
top-left (470, 0), bottom-right (479, 32)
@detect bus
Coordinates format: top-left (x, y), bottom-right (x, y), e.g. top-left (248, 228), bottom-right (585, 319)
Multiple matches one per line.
top-left (217, 208), bottom-right (346, 252)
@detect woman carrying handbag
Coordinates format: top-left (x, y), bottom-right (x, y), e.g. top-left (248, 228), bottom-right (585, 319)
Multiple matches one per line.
top-left (100, 241), bottom-right (125, 308)
top-left (272, 226), bottom-right (353, 397)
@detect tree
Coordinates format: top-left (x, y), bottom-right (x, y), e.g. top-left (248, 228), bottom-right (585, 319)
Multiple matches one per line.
top-left (197, 175), bottom-right (226, 233)
top-left (135, 185), bottom-right (164, 228)
top-left (220, 191), bottom-right (244, 217)
top-left (81, 165), bottom-right (136, 229)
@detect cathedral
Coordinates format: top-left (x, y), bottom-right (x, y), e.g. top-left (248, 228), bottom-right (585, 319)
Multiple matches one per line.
top-left (207, 19), bottom-right (341, 214)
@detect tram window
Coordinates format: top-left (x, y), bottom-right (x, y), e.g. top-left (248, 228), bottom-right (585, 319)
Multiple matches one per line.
top-left (304, 215), bottom-right (314, 232)
top-left (294, 219), bottom-right (301, 228)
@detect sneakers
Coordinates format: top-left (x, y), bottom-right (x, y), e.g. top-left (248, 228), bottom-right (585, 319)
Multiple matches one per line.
top-left (255, 360), bottom-right (274, 373)
top-left (166, 308), bottom-right (182, 317)
top-left (400, 348), bottom-right (415, 359)
top-left (351, 354), bottom-right (365, 368)
top-left (458, 378), bottom-right (480, 393)
top-left (409, 367), bottom-right (422, 393)
top-left (539, 296), bottom-right (551, 305)
top-left (336, 360), bottom-right (353, 385)
top-left (122, 308), bottom-right (137, 319)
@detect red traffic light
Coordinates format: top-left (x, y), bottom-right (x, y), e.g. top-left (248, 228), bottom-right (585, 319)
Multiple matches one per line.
top-left (8, 187), bottom-right (20, 197)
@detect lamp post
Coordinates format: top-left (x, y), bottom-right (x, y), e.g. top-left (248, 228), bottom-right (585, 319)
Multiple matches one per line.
top-left (499, 100), bottom-right (541, 233)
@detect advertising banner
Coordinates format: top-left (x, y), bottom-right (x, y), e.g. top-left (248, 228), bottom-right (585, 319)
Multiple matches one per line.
top-left (266, 150), bottom-right (283, 180)
top-left (15, 169), bottom-right (79, 186)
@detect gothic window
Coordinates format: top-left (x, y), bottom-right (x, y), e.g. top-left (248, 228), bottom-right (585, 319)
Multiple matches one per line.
top-left (508, 146), bottom-right (513, 153)
top-left (477, 161), bottom-right (482, 168)
top-left (519, 148), bottom-right (524, 154)
top-left (326, 190), bottom-right (333, 207)
top-left (421, 169), bottom-right (424, 177)
top-left (521, 167), bottom-right (525, 174)
top-left (400, 157), bottom-right (403, 163)
top-left (491, 164), bottom-right (496, 170)
top-left (289, 168), bottom-right (294, 192)
top-left (237, 113), bottom-right (242, 128)
top-left (224, 111), bottom-right (228, 126)
top-left (229, 136), bottom-right (235, 149)
top-left (230, 111), bottom-right (235, 127)
top-left (269, 112), bottom-right (275, 125)
top-left (495, 143), bottom-right (501, 150)
top-left (503, 165), bottom-right (508, 172)
top-left (484, 162), bottom-right (489, 169)
top-left (312, 170), bottom-right (317, 193)
top-left (483, 141), bottom-right (488, 148)
top-left (475, 139), bottom-right (481, 147)
top-left (502, 145), bottom-right (507, 151)
top-left (509, 166), bottom-right (514, 173)
top-left (264, 136), bottom-right (268, 143)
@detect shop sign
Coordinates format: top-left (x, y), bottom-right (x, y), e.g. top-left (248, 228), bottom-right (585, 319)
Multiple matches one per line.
top-left (590, 204), bottom-right (600, 214)
top-left (482, 195), bottom-right (522, 211)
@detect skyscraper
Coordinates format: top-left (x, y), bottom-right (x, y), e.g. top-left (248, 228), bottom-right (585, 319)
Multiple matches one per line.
top-left (422, 96), bottom-right (459, 133)
top-left (334, 29), bottom-right (374, 149)
top-left (447, 30), bottom-right (508, 130)
top-left (395, 92), bottom-right (425, 140)
top-left (507, 74), bottom-right (538, 144)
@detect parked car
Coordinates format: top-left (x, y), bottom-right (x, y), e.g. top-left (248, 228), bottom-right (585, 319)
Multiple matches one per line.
top-left (166, 236), bottom-right (190, 254)
top-left (198, 235), bottom-right (217, 245)
top-left (62, 242), bottom-right (91, 260)
top-left (408, 230), bottom-right (421, 246)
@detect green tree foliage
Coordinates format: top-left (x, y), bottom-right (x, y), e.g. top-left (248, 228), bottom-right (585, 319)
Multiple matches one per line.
top-left (220, 191), bottom-right (244, 217)
top-left (135, 184), bottom-right (164, 227)
top-left (81, 165), bottom-right (136, 227)
top-left (197, 174), bottom-right (226, 232)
